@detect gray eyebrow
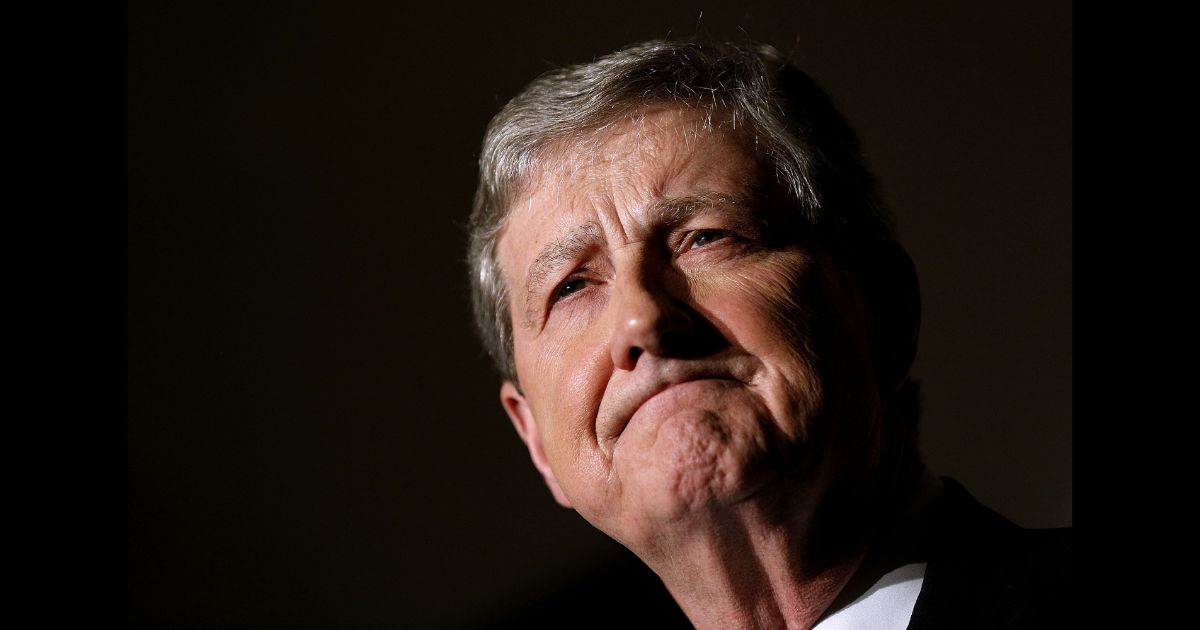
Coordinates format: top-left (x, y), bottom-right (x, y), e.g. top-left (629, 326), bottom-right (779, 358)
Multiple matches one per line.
top-left (523, 221), bottom-right (603, 328)
top-left (647, 192), bottom-right (754, 225)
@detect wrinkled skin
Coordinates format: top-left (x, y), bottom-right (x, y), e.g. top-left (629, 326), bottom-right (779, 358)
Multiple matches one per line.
top-left (496, 107), bottom-right (890, 560)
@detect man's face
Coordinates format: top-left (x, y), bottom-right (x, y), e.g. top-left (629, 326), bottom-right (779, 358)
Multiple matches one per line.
top-left (496, 107), bottom-right (885, 548)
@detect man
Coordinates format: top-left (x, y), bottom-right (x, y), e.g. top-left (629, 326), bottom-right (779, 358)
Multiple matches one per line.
top-left (467, 39), bottom-right (1069, 629)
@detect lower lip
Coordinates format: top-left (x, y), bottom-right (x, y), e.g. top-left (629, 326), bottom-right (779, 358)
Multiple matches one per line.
top-left (627, 378), bottom-right (739, 428)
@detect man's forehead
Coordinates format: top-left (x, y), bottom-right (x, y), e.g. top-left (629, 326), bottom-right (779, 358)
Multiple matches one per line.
top-left (500, 109), bottom-right (757, 243)
top-left (531, 106), bottom-right (742, 186)
top-left (494, 106), bottom-right (767, 319)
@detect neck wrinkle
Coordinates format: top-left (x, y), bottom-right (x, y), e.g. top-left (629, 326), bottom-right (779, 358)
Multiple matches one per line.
top-left (642, 490), bottom-right (870, 630)
top-left (639, 463), bottom-right (934, 630)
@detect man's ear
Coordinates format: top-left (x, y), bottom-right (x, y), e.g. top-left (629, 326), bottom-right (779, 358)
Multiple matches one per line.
top-left (500, 381), bottom-right (573, 508)
top-left (857, 242), bottom-right (922, 397)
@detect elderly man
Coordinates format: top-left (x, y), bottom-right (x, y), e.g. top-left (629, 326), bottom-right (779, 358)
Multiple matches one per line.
top-left (467, 39), bottom-right (1069, 629)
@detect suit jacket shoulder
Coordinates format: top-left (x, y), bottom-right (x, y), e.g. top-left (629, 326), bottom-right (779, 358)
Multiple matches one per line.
top-left (906, 478), bottom-right (1072, 630)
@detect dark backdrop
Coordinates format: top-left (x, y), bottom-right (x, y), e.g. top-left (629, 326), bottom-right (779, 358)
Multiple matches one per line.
top-left (128, 1), bottom-right (1071, 627)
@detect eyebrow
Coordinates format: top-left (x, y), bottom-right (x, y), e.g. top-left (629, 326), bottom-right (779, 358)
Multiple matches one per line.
top-left (650, 191), bottom-right (756, 225)
top-left (519, 192), bottom-right (761, 328)
top-left (522, 221), bottom-right (603, 327)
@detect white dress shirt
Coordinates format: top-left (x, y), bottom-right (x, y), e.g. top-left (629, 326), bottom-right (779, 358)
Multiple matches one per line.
top-left (812, 561), bottom-right (926, 630)
top-left (813, 470), bottom-right (943, 630)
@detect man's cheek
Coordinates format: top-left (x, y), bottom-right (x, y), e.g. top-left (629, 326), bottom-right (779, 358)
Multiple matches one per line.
top-left (688, 251), bottom-right (811, 295)
top-left (699, 264), bottom-right (818, 336)
top-left (533, 335), bottom-right (607, 456)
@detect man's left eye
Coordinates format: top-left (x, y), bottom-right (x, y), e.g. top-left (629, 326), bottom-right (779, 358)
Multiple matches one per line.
top-left (556, 278), bottom-right (588, 300)
top-left (688, 231), bottom-right (728, 249)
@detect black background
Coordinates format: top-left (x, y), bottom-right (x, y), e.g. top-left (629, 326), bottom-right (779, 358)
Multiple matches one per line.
top-left (128, 1), bottom-right (1071, 627)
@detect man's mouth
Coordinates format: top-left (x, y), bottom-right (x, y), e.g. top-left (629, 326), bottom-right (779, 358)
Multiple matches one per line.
top-left (596, 360), bottom-right (750, 450)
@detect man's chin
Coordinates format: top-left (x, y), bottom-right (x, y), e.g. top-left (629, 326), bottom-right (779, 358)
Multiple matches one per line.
top-left (612, 410), bottom-right (776, 523)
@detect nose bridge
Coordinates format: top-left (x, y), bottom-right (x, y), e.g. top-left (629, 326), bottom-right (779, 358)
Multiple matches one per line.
top-left (609, 247), bottom-right (691, 370)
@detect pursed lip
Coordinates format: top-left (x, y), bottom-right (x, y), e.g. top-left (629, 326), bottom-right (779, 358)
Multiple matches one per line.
top-left (597, 360), bottom-right (749, 448)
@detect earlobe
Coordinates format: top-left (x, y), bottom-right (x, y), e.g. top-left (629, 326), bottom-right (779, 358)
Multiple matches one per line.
top-left (500, 381), bottom-right (574, 508)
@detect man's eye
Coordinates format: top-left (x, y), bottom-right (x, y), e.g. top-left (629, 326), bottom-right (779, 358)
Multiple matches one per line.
top-left (689, 231), bottom-right (728, 249)
top-left (556, 278), bottom-right (588, 301)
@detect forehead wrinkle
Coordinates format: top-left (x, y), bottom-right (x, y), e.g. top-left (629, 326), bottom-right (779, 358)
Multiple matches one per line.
top-left (522, 221), bottom-right (603, 329)
top-left (642, 191), bottom-right (762, 233)
top-left (595, 160), bottom-right (728, 243)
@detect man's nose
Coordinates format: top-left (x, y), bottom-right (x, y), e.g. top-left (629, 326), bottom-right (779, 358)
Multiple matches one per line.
top-left (609, 268), bottom-right (697, 371)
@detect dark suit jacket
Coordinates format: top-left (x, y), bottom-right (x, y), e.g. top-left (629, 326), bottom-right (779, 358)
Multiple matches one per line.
top-left (905, 478), bottom-right (1071, 630)
top-left (483, 478), bottom-right (1070, 629)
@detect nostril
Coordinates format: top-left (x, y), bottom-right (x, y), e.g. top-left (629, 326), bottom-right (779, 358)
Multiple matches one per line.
top-left (628, 347), bottom-right (643, 365)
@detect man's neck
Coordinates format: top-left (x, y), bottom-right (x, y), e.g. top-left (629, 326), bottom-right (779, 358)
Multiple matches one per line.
top-left (640, 463), bottom-right (931, 630)
top-left (660, 514), bottom-right (864, 629)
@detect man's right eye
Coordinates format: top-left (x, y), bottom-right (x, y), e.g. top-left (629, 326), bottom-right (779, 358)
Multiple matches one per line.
top-left (555, 278), bottom-right (588, 301)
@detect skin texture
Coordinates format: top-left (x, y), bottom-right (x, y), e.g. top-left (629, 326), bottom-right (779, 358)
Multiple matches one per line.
top-left (495, 107), bottom-right (910, 629)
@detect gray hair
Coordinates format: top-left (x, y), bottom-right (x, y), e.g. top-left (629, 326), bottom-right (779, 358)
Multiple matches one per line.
top-left (467, 38), bottom-right (894, 383)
